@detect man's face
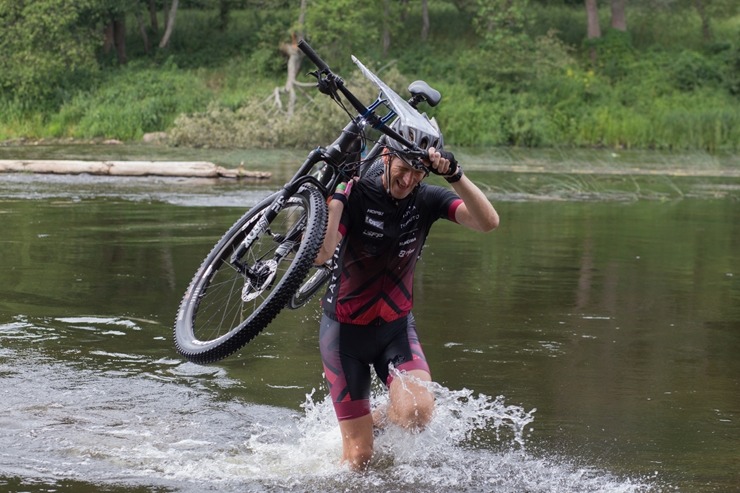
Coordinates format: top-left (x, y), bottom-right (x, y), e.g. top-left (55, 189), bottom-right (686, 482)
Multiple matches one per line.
top-left (386, 154), bottom-right (427, 200)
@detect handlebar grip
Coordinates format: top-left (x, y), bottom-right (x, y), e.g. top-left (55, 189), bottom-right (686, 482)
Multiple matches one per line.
top-left (298, 39), bottom-right (330, 72)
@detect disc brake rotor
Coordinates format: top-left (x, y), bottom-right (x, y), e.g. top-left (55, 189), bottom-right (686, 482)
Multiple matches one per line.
top-left (242, 259), bottom-right (278, 302)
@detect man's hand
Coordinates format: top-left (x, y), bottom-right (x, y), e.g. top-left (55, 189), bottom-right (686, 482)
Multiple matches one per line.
top-left (426, 147), bottom-right (462, 182)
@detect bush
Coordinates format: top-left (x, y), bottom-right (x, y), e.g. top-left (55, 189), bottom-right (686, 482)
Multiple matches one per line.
top-left (670, 50), bottom-right (724, 91)
top-left (170, 66), bottom-right (411, 149)
top-left (50, 64), bottom-right (211, 140)
top-left (434, 84), bottom-right (507, 147)
top-left (719, 39), bottom-right (740, 95)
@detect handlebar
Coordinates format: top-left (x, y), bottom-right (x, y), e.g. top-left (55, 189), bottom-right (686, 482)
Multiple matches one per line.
top-left (297, 39), bottom-right (330, 74)
top-left (297, 39), bottom-right (428, 158)
top-left (298, 40), bottom-right (376, 125)
top-left (298, 40), bottom-right (453, 178)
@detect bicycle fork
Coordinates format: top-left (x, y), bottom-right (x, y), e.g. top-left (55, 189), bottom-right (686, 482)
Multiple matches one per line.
top-left (230, 192), bottom-right (309, 302)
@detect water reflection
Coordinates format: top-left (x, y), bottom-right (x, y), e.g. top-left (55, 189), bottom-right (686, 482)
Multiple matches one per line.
top-left (0, 172), bottom-right (738, 492)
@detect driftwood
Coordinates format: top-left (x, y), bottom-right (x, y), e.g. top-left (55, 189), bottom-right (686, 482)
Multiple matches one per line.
top-left (0, 160), bottom-right (271, 180)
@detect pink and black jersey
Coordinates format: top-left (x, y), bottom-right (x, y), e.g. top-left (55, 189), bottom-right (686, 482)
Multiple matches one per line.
top-left (321, 173), bottom-right (462, 325)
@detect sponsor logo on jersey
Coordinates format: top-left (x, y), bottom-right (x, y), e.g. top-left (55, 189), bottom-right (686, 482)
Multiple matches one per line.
top-left (398, 248), bottom-right (417, 258)
top-left (365, 216), bottom-right (384, 229)
top-left (401, 213), bottom-right (420, 229)
top-left (363, 229), bottom-right (384, 238)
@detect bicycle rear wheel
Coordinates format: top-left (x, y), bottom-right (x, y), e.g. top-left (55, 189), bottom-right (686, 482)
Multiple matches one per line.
top-left (287, 262), bottom-right (332, 309)
top-left (174, 186), bottom-right (327, 364)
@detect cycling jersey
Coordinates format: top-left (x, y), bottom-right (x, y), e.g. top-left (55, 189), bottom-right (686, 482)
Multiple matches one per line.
top-left (321, 171), bottom-right (462, 325)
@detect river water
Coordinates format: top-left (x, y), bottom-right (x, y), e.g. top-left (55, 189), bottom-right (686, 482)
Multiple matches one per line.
top-left (1, 148), bottom-right (739, 492)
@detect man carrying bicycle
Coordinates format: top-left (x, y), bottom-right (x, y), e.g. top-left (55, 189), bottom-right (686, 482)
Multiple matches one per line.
top-left (314, 117), bottom-right (499, 471)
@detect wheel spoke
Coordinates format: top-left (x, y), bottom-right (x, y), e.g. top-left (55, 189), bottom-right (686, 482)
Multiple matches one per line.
top-left (174, 186), bottom-right (327, 363)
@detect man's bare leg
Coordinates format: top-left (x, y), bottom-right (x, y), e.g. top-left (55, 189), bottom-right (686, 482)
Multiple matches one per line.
top-left (387, 369), bottom-right (434, 431)
top-left (337, 413), bottom-right (374, 471)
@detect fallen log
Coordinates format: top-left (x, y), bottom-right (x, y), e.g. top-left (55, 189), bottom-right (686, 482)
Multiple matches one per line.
top-left (0, 159), bottom-right (271, 180)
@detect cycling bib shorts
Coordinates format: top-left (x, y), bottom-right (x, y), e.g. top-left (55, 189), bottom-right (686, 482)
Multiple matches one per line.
top-left (319, 312), bottom-right (430, 421)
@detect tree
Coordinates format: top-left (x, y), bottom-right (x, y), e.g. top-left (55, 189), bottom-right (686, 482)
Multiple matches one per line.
top-left (0, 0), bottom-right (104, 108)
top-left (585, 0), bottom-right (601, 64)
top-left (462, 0), bottom-right (574, 93)
top-left (103, 9), bottom-right (128, 64)
top-left (472, 0), bottom-right (530, 46)
top-left (421, 0), bottom-right (430, 41)
top-left (159, 0), bottom-right (179, 49)
top-left (277, 0), bottom-right (308, 117)
top-left (382, 0), bottom-right (392, 56)
top-left (689, 0), bottom-right (740, 43)
top-left (148, 0), bottom-right (159, 33)
top-left (584, 0), bottom-right (630, 66)
top-left (303, 0), bottom-right (385, 64)
top-left (610, 0), bottom-right (626, 31)
top-left (134, 6), bottom-right (151, 55)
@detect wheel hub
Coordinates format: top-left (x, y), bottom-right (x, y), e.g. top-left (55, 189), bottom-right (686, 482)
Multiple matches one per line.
top-left (242, 260), bottom-right (278, 302)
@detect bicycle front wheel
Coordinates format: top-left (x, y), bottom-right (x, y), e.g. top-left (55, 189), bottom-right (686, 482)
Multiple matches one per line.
top-left (174, 186), bottom-right (327, 364)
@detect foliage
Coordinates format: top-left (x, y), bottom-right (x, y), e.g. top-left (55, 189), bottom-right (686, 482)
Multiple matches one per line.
top-left (669, 50), bottom-right (724, 91)
top-left (0, 0), bottom-right (103, 111)
top-left (1, 0), bottom-right (739, 151)
top-left (302, 0), bottom-right (389, 72)
top-left (586, 28), bottom-right (636, 81)
top-left (169, 66), bottom-right (409, 148)
top-left (127, 8), bottom-right (293, 73)
top-left (472, 0), bottom-right (531, 45)
top-left (50, 63), bottom-right (211, 140)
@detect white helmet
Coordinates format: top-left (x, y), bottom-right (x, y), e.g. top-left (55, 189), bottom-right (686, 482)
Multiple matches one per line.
top-left (385, 114), bottom-right (444, 159)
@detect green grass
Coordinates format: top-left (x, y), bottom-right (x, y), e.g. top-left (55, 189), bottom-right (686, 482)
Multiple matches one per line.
top-left (1, 3), bottom-right (738, 152)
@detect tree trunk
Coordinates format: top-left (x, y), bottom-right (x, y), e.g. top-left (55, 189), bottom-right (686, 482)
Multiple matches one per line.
top-left (97, 19), bottom-right (127, 63)
top-left (278, 0), bottom-right (307, 118)
top-left (103, 22), bottom-right (114, 54)
top-left (399, 0), bottom-right (409, 22)
top-left (610, 0), bottom-right (626, 31)
top-left (148, 0), bottom-right (159, 33)
top-left (694, 0), bottom-right (713, 43)
top-left (421, 0), bottom-right (429, 41)
top-left (159, 0), bottom-right (179, 49)
top-left (585, 0), bottom-right (601, 64)
top-left (382, 0), bottom-right (391, 56)
top-left (113, 18), bottom-right (127, 64)
top-left (219, 0), bottom-right (230, 31)
top-left (135, 11), bottom-right (151, 55)
top-left (281, 37), bottom-right (302, 116)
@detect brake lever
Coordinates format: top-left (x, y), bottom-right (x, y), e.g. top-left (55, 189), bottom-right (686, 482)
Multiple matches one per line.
top-left (405, 149), bottom-right (429, 160)
top-left (311, 71), bottom-right (341, 102)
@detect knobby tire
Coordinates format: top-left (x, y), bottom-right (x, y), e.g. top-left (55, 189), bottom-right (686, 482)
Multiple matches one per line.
top-left (174, 186), bottom-right (327, 364)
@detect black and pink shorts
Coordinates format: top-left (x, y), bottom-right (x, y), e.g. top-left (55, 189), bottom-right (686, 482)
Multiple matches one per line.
top-left (319, 312), bottom-right (430, 421)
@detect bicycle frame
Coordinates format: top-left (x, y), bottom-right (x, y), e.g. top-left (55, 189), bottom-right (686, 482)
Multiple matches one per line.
top-left (231, 40), bottom-right (439, 268)
top-left (174, 40), bottom-right (444, 363)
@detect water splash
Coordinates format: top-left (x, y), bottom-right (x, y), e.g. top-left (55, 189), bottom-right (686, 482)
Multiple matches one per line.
top-left (1, 318), bottom-right (662, 492)
top-left (283, 385), bottom-right (656, 493)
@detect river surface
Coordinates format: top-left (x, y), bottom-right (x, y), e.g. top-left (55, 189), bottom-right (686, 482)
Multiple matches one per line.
top-left (1, 147), bottom-right (739, 492)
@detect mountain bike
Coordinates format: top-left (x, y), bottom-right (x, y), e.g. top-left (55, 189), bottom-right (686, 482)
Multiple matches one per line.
top-left (174, 40), bottom-right (442, 364)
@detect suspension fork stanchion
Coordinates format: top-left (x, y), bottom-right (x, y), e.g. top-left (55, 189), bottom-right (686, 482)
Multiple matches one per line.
top-left (229, 148), bottom-right (328, 267)
top-left (229, 189), bottom-right (290, 267)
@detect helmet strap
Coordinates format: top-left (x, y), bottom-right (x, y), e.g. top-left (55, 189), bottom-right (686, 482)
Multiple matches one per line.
top-left (382, 150), bottom-right (392, 196)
